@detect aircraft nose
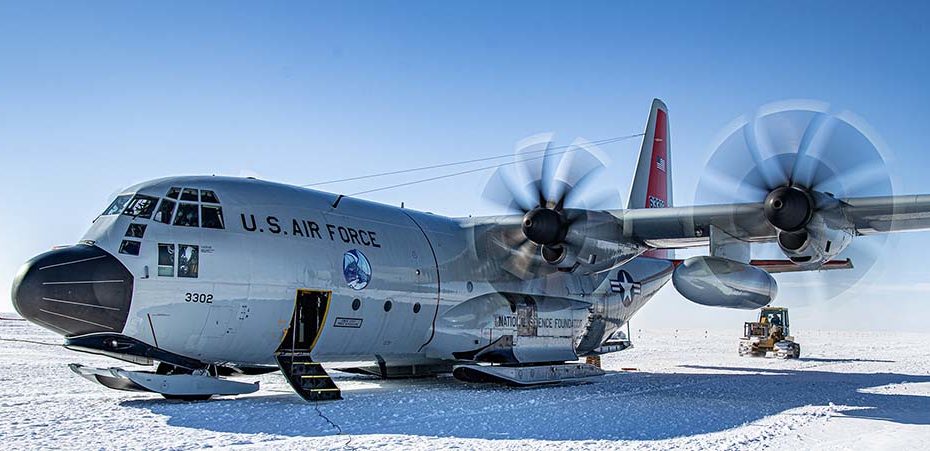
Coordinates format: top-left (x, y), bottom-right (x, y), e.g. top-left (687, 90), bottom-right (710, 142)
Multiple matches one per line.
top-left (11, 245), bottom-right (133, 336)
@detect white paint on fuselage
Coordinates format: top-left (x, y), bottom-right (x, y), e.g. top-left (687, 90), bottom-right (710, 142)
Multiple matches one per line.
top-left (80, 176), bottom-right (673, 367)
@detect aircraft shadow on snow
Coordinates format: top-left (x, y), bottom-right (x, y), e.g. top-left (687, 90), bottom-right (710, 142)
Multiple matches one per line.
top-left (120, 366), bottom-right (930, 441)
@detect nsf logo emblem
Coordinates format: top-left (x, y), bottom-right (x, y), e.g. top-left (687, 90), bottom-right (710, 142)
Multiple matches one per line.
top-left (343, 249), bottom-right (372, 290)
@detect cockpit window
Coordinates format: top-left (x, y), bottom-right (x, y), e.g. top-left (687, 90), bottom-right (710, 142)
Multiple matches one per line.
top-left (119, 240), bottom-right (141, 256)
top-left (125, 223), bottom-right (147, 238)
top-left (122, 195), bottom-right (159, 219)
top-left (173, 203), bottom-right (199, 227)
top-left (200, 190), bottom-right (220, 204)
top-left (153, 199), bottom-right (176, 224)
top-left (148, 186), bottom-right (224, 229)
top-left (180, 188), bottom-right (199, 202)
top-left (178, 244), bottom-right (199, 278)
top-left (201, 205), bottom-right (224, 229)
top-left (102, 195), bottom-right (132, 216)
top-left (158, 243), bottom-right (175, 277)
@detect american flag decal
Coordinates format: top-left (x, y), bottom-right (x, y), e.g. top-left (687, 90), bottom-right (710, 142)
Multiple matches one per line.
top-left (656, 156), bottom-right (666, 172)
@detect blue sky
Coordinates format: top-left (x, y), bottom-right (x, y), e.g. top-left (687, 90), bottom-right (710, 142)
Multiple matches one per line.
top-left (2, 1), bottom-right (930, 330)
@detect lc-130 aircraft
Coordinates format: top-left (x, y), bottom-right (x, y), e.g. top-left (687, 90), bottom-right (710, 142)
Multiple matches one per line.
top-left (12, 99), bottom-right (930, 401)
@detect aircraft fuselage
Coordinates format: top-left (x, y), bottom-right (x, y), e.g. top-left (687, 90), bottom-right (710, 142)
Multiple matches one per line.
top-left (13, 176), bottom-right (671, 370)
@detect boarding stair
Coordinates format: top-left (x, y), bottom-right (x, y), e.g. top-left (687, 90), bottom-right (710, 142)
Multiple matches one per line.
top-left (275, 351), bottom-right (342, 401)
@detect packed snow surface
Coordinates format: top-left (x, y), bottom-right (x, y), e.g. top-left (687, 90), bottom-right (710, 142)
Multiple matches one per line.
top-left (1, 319), bottom-right (929, 450)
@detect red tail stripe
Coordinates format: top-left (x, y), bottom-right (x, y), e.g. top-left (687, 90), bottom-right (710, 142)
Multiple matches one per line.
top-left (644, 109), bottom-right (668, 208)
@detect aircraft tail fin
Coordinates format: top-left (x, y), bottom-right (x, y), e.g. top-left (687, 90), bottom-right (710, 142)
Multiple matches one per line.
top-left (628, 99), bottom-right (672, 210)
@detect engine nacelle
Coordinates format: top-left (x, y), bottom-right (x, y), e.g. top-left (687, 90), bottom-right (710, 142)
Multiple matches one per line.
top-left (672, 256), bottom-right (777, 310)
top-left (556, 209), bottom-right (648, 273)
top-left (776, 211), bottom-right (853, 269)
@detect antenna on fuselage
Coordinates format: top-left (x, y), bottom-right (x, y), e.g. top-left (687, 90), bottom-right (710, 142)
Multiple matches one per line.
top-left (331, 194), bottom-right (345, 209)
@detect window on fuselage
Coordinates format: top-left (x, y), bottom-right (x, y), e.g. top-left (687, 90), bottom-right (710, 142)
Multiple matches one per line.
top-left (102, 195), bottom-right (132, 216)
top-left (178, 244), bottom-right (199, 278)
top-left (153, 199), bottom-right (176, 224)
top-left (201, 205), bottom-right (224, 229)
top-left (166, 187), bottom-right (181, 200)
top-left (158, 243), bottom-right (175, 277)
top-left (173, 203), bottom-right (199, 227)
top-left (122, 195), bottom-right (159, 219)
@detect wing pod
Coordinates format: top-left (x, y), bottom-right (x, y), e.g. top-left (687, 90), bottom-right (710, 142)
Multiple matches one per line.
top-left (672, 256), bottom-right (777, 309)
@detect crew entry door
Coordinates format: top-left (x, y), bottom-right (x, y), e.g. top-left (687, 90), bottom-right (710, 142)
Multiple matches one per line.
top-left (278, 289), bottom-right (331, 353)
top-left (274, 289), bottom-right (341, 401)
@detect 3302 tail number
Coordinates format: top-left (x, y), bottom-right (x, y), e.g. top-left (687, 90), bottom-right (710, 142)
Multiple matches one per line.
top-left (185, 292), bottom-right (213, 303)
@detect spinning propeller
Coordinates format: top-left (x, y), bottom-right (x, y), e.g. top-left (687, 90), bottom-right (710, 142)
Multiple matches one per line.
top-left (479, 133), bottom-right (620, 279)
top-left (696, 100), bottom-right (897, 300)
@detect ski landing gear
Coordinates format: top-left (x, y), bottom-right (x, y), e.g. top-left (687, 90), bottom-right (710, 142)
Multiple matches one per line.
top-left (452, 362), bottom-right (605, 386)
top-left (274, 289), bottom-right (341, 401)
top-left (68, 363), bottom-right (259, 400)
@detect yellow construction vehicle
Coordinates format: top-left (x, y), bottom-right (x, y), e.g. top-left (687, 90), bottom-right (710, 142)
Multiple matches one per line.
top-left (738, 307), bottom-right (800, 359)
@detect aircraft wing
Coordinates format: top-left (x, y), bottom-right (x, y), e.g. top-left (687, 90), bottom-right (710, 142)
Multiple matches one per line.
top-left (668, 258), bottom-right (852, 273)
top-left (842, 195), bottom-right (930, 234)
top-left (611, 194), bottom-right (930, 249)
top-left (612, 203), bottom-right (770, 249)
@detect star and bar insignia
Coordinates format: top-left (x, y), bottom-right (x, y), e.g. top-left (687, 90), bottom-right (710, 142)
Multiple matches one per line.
top-left (610, 270), bottom-right (642, 307)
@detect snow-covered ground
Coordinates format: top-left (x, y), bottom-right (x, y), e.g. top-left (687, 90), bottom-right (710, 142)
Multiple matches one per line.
top-left (1, 318), bottom-right (929, 450)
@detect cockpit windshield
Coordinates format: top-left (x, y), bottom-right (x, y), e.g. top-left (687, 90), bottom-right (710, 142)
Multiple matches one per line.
top-left (200, 190), bottom-right (220, 203)
top-left (122, 195), bottom-right (159, 219)
top-left (101, 195), bottom-right (132, 216)
top-left (174, 203), bottom-right (199, 227)
top-left (153, 199), bottom-right (176, 224)
top-left (101, 186), bottom-right (225, 230)
top-left (201, 205), bottom-right (224, 229)
top-left (180, 188), bottom-right (199, 202)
